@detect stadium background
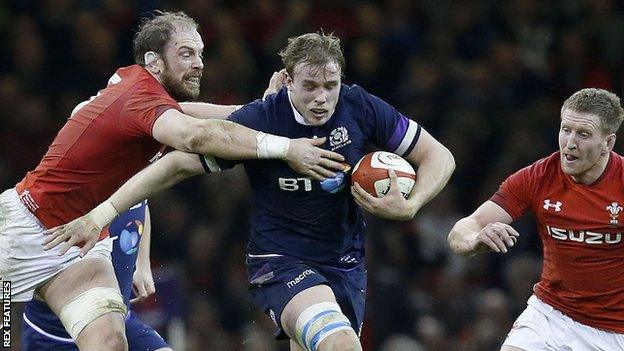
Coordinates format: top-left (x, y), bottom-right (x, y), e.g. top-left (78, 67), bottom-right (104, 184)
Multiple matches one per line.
top-left (1, 0), bottom-right (623, 350)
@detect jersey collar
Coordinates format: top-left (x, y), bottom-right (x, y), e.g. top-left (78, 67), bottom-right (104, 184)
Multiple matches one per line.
top-left (287, 90), bottom-right (312, 125)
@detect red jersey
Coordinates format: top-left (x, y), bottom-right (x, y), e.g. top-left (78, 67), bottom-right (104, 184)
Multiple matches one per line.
top-left (491, 151), bottom-right (624, 332)
top-left (16, 65), bottom-right (180, 228)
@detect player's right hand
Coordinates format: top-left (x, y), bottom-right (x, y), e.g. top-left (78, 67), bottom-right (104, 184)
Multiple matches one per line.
top-left (42, 215), bottom-right (101, 257)
top-left (285, 137), bottom-right (346, 180)
top-left (474, 222), bottom-right (519, 253)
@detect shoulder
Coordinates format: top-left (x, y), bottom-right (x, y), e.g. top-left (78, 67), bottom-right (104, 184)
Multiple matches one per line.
top-left (516, 152), bottom-right (560, 180)
top-left (603, 151), bottom-right (624, 179)
top-left (113, 65), bottom-right (151, 85)
top-left (609, 151), bottom-right (624, 169)
top-left (499, 152), bottom-right (559, 198)
top-left (340, 84), bottom-right (371, 103)
top-left (120, 67), bottom-right (178, 107)
top-left (233, 89), bottom-right (289, 120)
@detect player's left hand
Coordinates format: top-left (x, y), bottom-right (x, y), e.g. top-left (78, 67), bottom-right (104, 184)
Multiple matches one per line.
top-left (351, 169), bottom-right (415, 221)
top-left (130, 267), bottom-right (156, 304)
top-left (262, 69), bottom-right (287, 100)
top-left (42, 215), bottom-right (101, 257)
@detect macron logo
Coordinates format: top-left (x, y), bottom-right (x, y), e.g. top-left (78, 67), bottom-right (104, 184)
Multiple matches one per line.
top-left (543, 199), bottom-right (562, 212)
top-left (286, 270), bottom-right (315, 288)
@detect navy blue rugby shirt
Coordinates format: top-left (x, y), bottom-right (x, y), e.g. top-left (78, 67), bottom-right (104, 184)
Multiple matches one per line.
top-left (199, 85), bottom-right (420, 268)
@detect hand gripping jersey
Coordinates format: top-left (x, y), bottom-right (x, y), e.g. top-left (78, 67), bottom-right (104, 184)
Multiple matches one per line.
top-left (15, 65), bottom-right (179, 229)
top-left (491, 151), bottom-right (624, 332)
top-left (200, 85), bottom-right (421, 268)
top-left (24, 201), bottom-right (147, 339)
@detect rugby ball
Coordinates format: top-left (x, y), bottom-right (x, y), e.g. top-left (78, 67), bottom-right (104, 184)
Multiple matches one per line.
top-left (351, 151), bottom-right (416, 198)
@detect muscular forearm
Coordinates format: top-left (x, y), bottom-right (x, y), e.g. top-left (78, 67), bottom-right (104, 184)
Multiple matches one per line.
top-left (189, 120), bottom-right (289, 160)
top-left (406, 145), bottom-right (455, 215)
top-left (109, 152), bottom-right (203, 214)
top-left (136, 207), bottom-right (152, 271)
top-left (179, 102), bottom-right (241, 120)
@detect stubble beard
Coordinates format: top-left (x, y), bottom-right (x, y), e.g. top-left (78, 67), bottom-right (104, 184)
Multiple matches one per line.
top-left (161, 64), bottom-right (201, 102)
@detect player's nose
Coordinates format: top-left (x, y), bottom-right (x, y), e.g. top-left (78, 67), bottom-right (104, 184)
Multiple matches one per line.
top-left (192, 54), bottom-right (204, 70)
top-left (314, 92), bottom-right (327, 104)
top-left (564, 135), bottom-right (577, 150)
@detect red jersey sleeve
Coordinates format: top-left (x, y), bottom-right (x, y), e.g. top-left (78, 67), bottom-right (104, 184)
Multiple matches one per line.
top-left (490, 163), bottom-right (540, 220)
top-left (121, 81), bottom-right (181, 137)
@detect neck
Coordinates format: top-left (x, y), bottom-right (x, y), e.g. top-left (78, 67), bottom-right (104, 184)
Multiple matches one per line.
top-left (144, 66), bottom-right (163, 84)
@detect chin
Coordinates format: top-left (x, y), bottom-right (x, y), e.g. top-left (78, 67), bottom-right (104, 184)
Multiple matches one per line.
top-left (304, 117), bottom-right (328, 126)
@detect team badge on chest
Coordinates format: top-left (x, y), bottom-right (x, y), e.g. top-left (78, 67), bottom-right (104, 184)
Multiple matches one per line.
top-left (329, 126), bottom-right (351, 150)
top-left (606, 202), bottom-right (623, 227)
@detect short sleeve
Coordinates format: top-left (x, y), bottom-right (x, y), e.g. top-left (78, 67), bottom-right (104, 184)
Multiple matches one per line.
top-left (357, 86), bottom-right (421, 157)
top-left (490, 165), bottom-right (536, 220)
top-left (121, 84), bottom-right (181, 137)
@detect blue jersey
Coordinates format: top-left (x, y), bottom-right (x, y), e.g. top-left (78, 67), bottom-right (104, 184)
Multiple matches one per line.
top-left (200, 85), bottom-right (420, 267)
top-left (23, 201), bottom-right (148, 339)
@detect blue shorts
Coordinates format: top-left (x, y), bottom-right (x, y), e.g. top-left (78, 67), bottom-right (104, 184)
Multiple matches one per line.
top-left (21, 311), bottom-right (169, 351)
top-left (247, 255), bottom-right (367, 339)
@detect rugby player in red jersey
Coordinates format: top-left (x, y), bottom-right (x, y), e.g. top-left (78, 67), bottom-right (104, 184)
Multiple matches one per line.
top-left (0, 11), bottom-right (344, 351)
top-left (448, 88), bottom-right (624, 350)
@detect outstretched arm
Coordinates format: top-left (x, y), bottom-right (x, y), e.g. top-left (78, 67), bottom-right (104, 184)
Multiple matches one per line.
top-left (351, 128), bottom-right (455, 220)
top-left (448, 201), bottom-right (519, 257)
top-left (152, 109), bottom-right (345, 180)
top-left (43, 151), bottom-right (204, 255)
top-left (179, 102), bottom-right (241, 119)
top-left (178, 69), bottom-right (286, 119)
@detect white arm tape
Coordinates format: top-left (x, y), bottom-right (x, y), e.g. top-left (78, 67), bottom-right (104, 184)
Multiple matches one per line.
top-left (256, 132), bottom-right (290, 159)
top-left (87, 201), bottom-right (119, 230)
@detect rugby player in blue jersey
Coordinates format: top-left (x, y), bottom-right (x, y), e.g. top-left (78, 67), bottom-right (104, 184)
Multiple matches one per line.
top-left (45, 32), bottom-right (455, 351)
top-left (23, 202), bottom-right (172, 351)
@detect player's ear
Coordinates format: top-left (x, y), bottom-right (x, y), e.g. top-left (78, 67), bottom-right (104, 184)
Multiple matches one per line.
top-left (605, 133), bottom-right (616, 153)
top-left (285, 71), bottom-right (294, 91)
top-left (144, 51), bottom-right (161, 75)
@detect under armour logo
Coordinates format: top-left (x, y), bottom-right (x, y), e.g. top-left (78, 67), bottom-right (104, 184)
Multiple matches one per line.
top-left (543, 199), bottom-right (562, 212)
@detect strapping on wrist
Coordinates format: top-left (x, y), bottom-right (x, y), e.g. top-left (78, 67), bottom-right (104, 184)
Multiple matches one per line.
top-left (87, 201), bottom-right (119, 230)
top-left (256, 132), bottom-right (290, 159)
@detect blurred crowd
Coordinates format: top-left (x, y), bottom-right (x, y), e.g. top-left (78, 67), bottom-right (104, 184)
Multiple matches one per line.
top-left (2, 0), bottom-right (624, 350)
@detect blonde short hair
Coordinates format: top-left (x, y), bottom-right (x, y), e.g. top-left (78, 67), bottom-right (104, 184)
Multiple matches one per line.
top-left (561, 88), bottom-right (624, 134)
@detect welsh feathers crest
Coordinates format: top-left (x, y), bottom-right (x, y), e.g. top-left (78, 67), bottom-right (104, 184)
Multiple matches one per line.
top-left (607, 202), bottom-right (623, 226)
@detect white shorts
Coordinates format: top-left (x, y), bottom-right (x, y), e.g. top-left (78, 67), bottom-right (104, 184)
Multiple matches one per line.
top-left (503, 295), bottom-right (624, 351)
top-left (0, 188), bottom-right (112, 302)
